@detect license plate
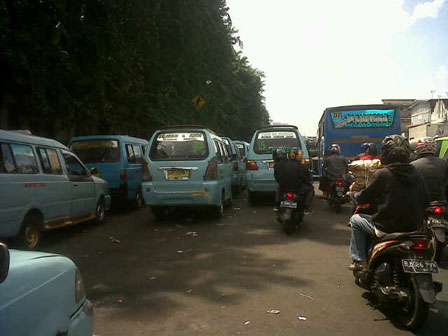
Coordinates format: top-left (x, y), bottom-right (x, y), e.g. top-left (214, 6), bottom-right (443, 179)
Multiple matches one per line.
top-left (268, 162), bottom-right (275, 169)
top-left (280, 201), bottom-right (297, 208)
top-left (402, 259), bottom-right (438, 274)
top-left (166, 170), bottom-right (190, 180)
top-left (427, 217), bottom-right (448, 229)
top-left (336, 186), bottom-right (344, 192)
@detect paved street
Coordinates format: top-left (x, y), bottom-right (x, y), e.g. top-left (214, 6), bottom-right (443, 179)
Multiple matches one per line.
top-left (39, 187), bottom-right (448, 336)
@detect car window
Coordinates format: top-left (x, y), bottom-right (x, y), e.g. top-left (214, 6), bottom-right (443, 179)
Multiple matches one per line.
top-left (126, 144), bottom-right (135, 163)
top-left (132, 144), bottom-right (143, 163)
top-left (254, 130), bottom-right (301, 154)
top-left (63, 153), bottom-right (87, 176)
top-left (70, 139), bottom-right (120, 163)
top-left (10, 143), bottom-right (39, 174)
top-left (235, 143), bottom-right (246, 157)
top-left (150, 132), bottom-right (209, 161)
top-left (218, 142), bottom-right (229, 163)
top-left (213, 140), bottom-right (223, 163)
top-left (37, 148), bottom-right (63, 175)
top-left (0, 143), bottom-right (16, 173)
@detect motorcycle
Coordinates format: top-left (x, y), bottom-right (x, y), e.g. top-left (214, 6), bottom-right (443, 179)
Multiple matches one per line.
top-left (423, 201), bottom-right (447, 262)
top-left (277, 191), bottom-right (304, 235)
top-left (327, 178), bottom-right (348, 213)
top-left (353, 231), bottom-right (442, 330)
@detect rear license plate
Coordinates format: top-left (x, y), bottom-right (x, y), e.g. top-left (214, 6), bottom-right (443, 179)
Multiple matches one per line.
top-left (166, 170), bottom-right (190, 180)
top-left (336, 186), bottom-right (344, 192)
top-left (280, 201), bottom-right (297, 208)
top-left (268, 162), bottom-right (275, 169)
top-left (402, 259), bottom-right (438, 273)
top-left (427, 217), bottom-right (448, 229)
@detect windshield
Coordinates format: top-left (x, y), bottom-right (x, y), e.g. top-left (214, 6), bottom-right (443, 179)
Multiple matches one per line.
top-left (70, 139), bottom-right (120, 163)
top-left (150, 132), bottom-right (208, 161)
top-left (254, 130), bottom-right (301, 154)
top-left (235, 143), bottom-right (246, 156)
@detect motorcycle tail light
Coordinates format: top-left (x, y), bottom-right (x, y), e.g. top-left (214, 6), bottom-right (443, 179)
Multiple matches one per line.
top-left (412, 239), bottom-right (429, 255)
top-left (286, 192), bottom-right (294, 201)
top-left (337, 180), bottom-right (344, 187)
top-left (434, 206), bottom-right (444, 215)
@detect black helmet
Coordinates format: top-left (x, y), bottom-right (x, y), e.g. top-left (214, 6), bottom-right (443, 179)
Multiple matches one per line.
top-left (330, 144), bottom-right (340, 155)
top-left (361, 142), bottom-right (370, 153)
top-left (273, 148), bottom-right (287, 162)
top-left (380, 135), bottom-right (410, 165)
top-left (365, 143), bottom-right (378, 157)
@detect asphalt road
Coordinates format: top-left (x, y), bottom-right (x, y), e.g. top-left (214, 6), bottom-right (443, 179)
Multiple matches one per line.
top-left (39, 187), bottom-right (448, 336)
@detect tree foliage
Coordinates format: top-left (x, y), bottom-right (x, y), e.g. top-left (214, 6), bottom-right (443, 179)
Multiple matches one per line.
top-left (0, 0), bottom-right (270, 142)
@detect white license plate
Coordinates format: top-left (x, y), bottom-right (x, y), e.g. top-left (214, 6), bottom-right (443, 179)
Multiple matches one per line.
top-left (267, 162), bottom-right (275, 170)
top-left (402, 259), bottom-right (438, 273)
top-left (280, 201), bottom-right (297, 209)
top-left (427, 217), bottom-right (448, 229)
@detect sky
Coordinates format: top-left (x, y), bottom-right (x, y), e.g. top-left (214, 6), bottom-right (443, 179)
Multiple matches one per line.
top-left (227, 0), bottom-right (448, 135)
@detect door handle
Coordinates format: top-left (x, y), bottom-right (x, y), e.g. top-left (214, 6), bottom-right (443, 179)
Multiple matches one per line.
top-left (73, 183), bottom-right (79, 187)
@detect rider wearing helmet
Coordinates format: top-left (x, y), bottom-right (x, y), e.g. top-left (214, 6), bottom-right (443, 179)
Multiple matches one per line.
top-left (359, 143), bottom-right (380, 161)
top-left (319, 144), bottom-right (348, 199)
top-left (357, 142), bottom-right (371, 160)
top-left (411, 138), bottom-right (448, 202)
top-left (289, 147), bottom-right (314, 213)
top-left (348, 135), bottom-right (430, 271)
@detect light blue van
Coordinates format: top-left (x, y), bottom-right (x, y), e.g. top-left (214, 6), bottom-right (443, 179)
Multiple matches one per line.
top-left (233, 140), bottom-right (250, 160)
top-left (222, 137), bottom-right (247, 193)
top-left (69, 135), bottom-right (149, 208)
top-left (0, 130), bottom-right (111, 249)
top-left (246, 125), bottom-right (310, 201)
top-left (0, 243), bottom-right (93, 335)
top-left (142, 126), bottom-right (233, 218)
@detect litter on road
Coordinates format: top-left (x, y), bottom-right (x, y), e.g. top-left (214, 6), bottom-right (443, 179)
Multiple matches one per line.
top-left (266, 309), bottom-right (280, 314)
top-left (243, 321), bottom-right (251, 325)
top-left (186, 231), bottom-right (199, 237)
top-left (109, 236), bottom-right (120, 243)
top-left (299, 293), bottom-right (314, 300)
top-left (298, 316), bottom-right (307, 321)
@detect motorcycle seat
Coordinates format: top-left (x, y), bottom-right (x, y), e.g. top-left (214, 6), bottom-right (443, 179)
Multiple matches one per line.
top-left (376, 231), bottom-right (428, 243)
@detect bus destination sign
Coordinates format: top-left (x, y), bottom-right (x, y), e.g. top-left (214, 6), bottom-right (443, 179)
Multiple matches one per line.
top-left (330, 109), bottom-right (394, 129)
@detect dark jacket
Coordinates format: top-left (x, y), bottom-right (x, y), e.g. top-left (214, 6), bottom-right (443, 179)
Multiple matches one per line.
top-left (411, 156), bottom-right (448, 202)
top-left (355, 164), bottom-right (430, 233)
top-left (323, 154), bottom-right (348, 179)
top-left (274, 160), bottom-right (308, 192)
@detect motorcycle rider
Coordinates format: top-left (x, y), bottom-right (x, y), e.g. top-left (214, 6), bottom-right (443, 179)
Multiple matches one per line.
top-left (319, 144), bottom-right (348, 199)
top-left (411, 138), bottom-right (448, 203)
top-left (359, 143), bottom-right (381, 161)
top-left (356, 142), bottom-right (371, 160)
top-left (348, 135), bottom-right (430, 271)
top-left (289, 147), bottom-right (314, 213)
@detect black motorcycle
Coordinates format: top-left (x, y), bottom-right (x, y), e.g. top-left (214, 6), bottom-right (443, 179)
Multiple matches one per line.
top-left (353, 231), bottom-right (442, 330)
top-left (327, 178), bottom-right (348, 213)
top-left (423, 201), bottom-right (447, 262)
top-left (277, 191), bottom-right (304, 235)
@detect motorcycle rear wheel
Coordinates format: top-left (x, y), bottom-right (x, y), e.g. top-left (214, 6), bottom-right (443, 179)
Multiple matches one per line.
top-left (283, 219), bottom-right (295, 235)
top-left (397, 274), bottom-right (429, 331)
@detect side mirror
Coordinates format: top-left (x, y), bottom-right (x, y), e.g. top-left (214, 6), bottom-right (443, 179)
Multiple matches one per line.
top-left (90, 167), bottom-right (99, 176)
top-left (0, 243), bottom-right (10, 284)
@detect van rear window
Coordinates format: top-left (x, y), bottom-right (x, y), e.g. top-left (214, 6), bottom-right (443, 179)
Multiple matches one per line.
top-left (254, 131), bottom-right (301, 154)
top-left (71, 140), bottom-right (120, 163)
top-left (150, 132), bottom-right (208, 161)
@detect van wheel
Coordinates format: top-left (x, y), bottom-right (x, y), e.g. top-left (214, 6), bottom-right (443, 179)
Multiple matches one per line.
top-left (95, 198), bottom-right (106, 224)
top-left (212, 193), bottom-right (225, 218)
top-left (20, 213), bottom-right (42, 250)
top-left (134, 190), bottom-right (143, 209)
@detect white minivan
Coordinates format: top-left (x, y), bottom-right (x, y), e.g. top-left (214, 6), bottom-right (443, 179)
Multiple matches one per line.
top-left (0, 130), bottom-right (111, 249)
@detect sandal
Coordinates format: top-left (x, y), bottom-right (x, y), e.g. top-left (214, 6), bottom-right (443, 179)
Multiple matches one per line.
top-left (348, 262), bottom-right (365, 271)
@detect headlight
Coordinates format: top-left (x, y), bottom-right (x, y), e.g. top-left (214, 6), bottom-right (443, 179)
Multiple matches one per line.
top-left (75, 268), bottom-right (86, 303)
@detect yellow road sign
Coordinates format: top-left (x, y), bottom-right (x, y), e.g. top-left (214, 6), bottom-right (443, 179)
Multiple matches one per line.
top-left (192, 95), bottom-right (206, 109)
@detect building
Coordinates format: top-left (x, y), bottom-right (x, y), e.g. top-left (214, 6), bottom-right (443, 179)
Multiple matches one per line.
top-left (381, 99), bottom-right (415, 137)
top-left (407, 99), bottom-right (448, 140)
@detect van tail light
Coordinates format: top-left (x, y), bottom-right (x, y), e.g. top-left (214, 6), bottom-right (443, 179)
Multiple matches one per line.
top-left (142, 161), bottom-right (152, 181)
top-left (412, 239), bottom-right (429, 256)
top-left (233, 162), bottom-right (238, 171)
top-left (286, 192), bottom-right (294, 201)
top-left (204, 157), bottom-right (218, 180)
top-left (120, 169), bottom-right (127, 181)
top-left (434, 206), bottom-right (444, 215)
top-left (246, 160), bottom-right (258, 170)
top-left (337, 180), bottom-right (344, 187)
top-left (302, 158), bottom-right (311, 169)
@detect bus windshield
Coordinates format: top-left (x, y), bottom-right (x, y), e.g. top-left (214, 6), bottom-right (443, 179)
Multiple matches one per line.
top-left (254, 131), bottom-right (301, 154)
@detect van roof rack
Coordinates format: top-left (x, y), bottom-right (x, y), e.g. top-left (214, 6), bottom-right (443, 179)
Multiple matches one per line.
top-left (258, 124), bottom-right (298, 130)
top-left (159, 125), bottom-right (216, 134)
top-left (10, 130), bottom-right (32, 135)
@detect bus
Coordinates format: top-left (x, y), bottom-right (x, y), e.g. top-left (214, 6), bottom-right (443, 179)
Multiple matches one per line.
top-left (317, 104), bottom-right (401, 173)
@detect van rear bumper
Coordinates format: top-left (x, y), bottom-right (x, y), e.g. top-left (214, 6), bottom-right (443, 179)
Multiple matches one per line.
top-left (247, 172), bottom-right (277, 192)
top-left (142, 182), bottom-right (221, 206)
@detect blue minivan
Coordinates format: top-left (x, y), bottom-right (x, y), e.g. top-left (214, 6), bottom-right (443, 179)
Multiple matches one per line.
top-left (222, 137), bottom-right (246, 193)
top-left (142, 126), bottom-right (233, 218)
top-left (69, 135), bottom-right (149, 208)
top-left (0, 243), bottom-right (93, 335)
top-left (0, 130), bottom-right (111, 249)
top-left (246, 125), bottom-right (310, 201)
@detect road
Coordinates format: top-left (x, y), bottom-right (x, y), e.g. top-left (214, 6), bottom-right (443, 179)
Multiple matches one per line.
top-left (40, 187), bottom-right (448, 336)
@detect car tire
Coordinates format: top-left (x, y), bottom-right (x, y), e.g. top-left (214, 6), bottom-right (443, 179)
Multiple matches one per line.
top-left (19, 213), bottom-right (42, 250)
top-left (212, 193), bottom-right (225, 219)
top-left (95, 198), bottom-right (106, 224)
top-left (134, 190), bottom-right (144, 209)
